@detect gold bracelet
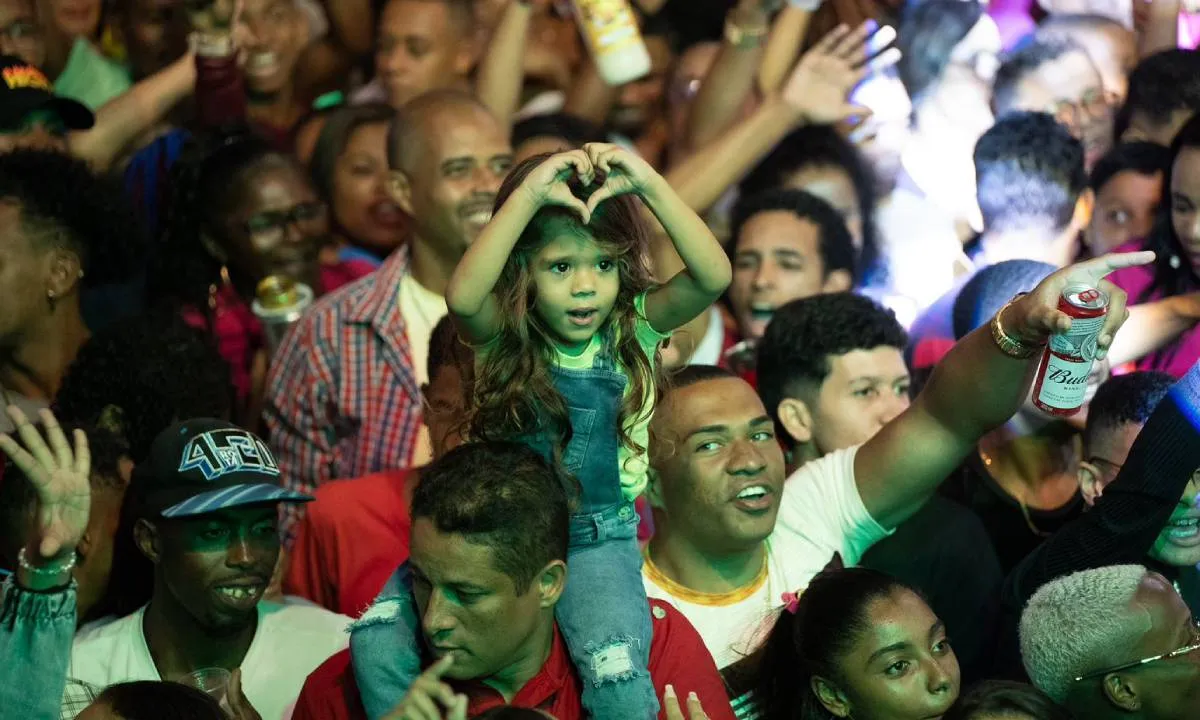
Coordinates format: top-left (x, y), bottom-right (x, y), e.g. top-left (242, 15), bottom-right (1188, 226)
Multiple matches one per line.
top-left (990, 296), bottom-right (1044, 359)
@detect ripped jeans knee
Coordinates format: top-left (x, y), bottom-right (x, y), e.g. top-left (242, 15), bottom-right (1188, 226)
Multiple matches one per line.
top-left (583, 634), bottom-right (647, 687)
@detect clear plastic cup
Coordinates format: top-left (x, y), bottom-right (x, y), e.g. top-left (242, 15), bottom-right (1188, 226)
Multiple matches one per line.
top-left (179, 667), bottom-right (232, 711)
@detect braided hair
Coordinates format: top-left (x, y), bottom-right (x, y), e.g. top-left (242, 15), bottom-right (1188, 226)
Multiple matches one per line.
top-left (149, 127), bottom-right (296, 316)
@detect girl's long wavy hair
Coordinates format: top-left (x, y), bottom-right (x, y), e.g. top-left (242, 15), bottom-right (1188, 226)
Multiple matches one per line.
top-left (467, 153), bottom-right (661, 465)
top-left (1140, 114), bottom-right (1200, 302)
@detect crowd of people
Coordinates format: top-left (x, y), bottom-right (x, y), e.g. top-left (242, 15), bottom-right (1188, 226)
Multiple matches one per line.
top-left (2, 0), bottom-right (1200, 718)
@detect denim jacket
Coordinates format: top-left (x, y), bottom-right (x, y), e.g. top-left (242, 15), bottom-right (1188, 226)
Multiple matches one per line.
top-left (0, 577), bottom-right (77, 720)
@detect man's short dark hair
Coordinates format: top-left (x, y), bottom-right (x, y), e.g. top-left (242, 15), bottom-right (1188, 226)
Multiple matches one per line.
top-left (54, 313), bottom-right (232, 462)
top-left (993, 36), bottom-right (1089, 117)
top-left (1088, 141), bottom-right (1171, 192)
top-left (1084, 371), bottom-right (1174, 450)
top-left (1115, 49), bottom-right (1200, 139)
top-left (896, 0), bottom-right (985, 104)
top-left (0, 149), bottom-right (144, 287)
top-left (974, 111), bottom-right (1086, 234)
top-left (739, 124), bottom-right (882, 284)
top-left (412, 442), bottom-right (569, 593)
top-left (666, 364), bottom-right (739, 393)
top-left (944, 680), bottom-right (1073, 720)
top-left (512, 113), bottom-right (605, 151)
top-left (731, 189), bottom-right (858, 284)
top-left (385, 0), bottom-right (474, 33)
top-left (952, 260), bottom-right (1056, 340)
top-left (756, 293), bottom-right (907, 449)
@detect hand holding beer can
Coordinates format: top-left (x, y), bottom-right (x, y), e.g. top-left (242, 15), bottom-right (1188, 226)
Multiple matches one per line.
top-left (1032, 285), bottom-right (1107, 415)
top-left (1006, 250), bottom-right (1157, 417)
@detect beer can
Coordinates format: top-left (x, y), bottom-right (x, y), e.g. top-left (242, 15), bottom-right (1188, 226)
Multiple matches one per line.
top-left (1032, 284), bottom-right (1108, 416)
top-left (252, 276), bottom-right (314, 356)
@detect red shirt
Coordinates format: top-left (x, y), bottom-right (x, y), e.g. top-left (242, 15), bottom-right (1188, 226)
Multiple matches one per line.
top-left (182, 262), bottom-right (374, 409)
top-left (284, 469), bottom-right (415, 617)
top-left (292, 600), bottom-right (737, 720)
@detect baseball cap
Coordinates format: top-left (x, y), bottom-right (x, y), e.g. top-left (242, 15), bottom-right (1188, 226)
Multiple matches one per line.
top-left (131, 419), bottom-right (311, 519)
top-left (0, 56), bottom-right (94, 132)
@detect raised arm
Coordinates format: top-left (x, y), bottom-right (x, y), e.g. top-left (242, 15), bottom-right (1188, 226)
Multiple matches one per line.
top-left (581, 144), bottom-right (731, 333)
top-left (1108, 292), bottom-right (1200, 366)
top-left (446, 150), bottom-right (593, 344)
top-left (855, 252), bottom-right (1156, 531)
top-left (758, 2), bottom-right (816, 93)
top-left (1010, 360), bottom-right (1200, 603)
top-left (69, 53), bottom-right (197, 171)
top-left (685, 0), bottom-right (772, 150)
top-left (474, 0), bottom-right (534, 128)
top-left (0, 407), bottom-right (90, 720)
top-left (1140, 0), bottom-right (1183, 58)
top-left (666, 21), bottom-right (899, 214)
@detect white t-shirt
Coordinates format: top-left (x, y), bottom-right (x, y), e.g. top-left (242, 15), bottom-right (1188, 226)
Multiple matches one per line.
top-left (69, 602), bottom-right (351, 719)
top-left (643, 447), bottom-right (891, 672)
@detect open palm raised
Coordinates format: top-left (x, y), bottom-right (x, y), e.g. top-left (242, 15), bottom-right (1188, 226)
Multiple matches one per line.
top-left (0, 406), bottom-right (90, 560)
top-left (783, 21), bottom-right (902, 126)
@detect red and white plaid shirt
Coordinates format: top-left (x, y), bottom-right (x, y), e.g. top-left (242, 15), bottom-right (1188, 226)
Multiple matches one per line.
top-left (264, 250), bottom-right (422, 544)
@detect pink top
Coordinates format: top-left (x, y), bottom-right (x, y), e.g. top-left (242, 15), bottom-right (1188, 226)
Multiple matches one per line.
top-left (1108, 240), bottom-right (1200, 378)
top-left (182, 261), bottom-right (375, 406)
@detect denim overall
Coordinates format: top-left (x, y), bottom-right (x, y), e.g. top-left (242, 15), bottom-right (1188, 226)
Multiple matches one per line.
top-left (350, 339), bottom-right (659, 720)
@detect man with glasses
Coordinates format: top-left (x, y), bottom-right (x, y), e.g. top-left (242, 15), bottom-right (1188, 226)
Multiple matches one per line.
top-left (993, 35), bottom-right (1115, 169)
top-left (1022, 565), bottom-right (1200, 719)
top-left (1006, 361), bottom-right (1200, 698)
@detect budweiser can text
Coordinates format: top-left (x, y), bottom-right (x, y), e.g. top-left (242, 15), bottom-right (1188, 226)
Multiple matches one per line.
top-left (1032, 284), bottom-right (1108, 416)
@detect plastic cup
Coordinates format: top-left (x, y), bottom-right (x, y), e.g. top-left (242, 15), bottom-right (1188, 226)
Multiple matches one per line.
top-left (178, 667), bottom-right (232, 710)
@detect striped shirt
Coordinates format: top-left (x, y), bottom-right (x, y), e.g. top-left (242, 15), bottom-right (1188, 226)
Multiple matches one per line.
top-left (264, 250), bottom-right (422, 543)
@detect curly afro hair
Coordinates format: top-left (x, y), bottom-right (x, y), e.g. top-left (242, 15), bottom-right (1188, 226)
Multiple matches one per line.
top-left (0, 149), bottom-right (145, 287)
top-left (53, 311), bottom-right (233, 463)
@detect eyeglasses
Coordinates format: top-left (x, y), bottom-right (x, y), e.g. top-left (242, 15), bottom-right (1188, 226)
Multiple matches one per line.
top-left (1072, 617), bottom-right (1200, 683)
top-left (1048, 87), bottom-right (1119, 131)
top-left (243, 202), bottom-right (327, 244)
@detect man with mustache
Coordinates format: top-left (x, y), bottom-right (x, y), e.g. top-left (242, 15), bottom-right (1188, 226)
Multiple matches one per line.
top-left (265, 90), bottom-right (513, 541)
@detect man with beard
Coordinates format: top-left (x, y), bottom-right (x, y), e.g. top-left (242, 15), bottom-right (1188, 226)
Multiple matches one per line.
top-left (69, 420), bottom-right (351, 719)
top-left (265, 90), bottom-right (513, 541)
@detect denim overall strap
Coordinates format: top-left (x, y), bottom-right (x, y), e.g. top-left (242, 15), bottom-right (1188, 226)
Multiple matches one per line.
top-left (526, 337), bottom-right (627, 513)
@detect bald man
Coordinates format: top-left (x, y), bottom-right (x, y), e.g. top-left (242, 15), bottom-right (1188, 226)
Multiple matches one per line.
top-left (265, 90), bottom-right (513, 541)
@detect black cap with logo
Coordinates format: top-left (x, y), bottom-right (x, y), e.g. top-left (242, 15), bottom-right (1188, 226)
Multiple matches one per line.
top-left (131, 419), bottom-right (312, 519)
top-left (0, 55), bottom-right (94, 131)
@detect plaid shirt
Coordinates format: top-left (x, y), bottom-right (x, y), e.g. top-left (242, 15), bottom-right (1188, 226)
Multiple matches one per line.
top-left (265, 250), bottom-right (422, 543)
top-left (60, 679), bottom-right (100, 719)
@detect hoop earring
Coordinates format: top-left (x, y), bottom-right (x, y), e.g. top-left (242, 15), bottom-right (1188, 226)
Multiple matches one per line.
top-left (208, 265), bottom-right (233, 310)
